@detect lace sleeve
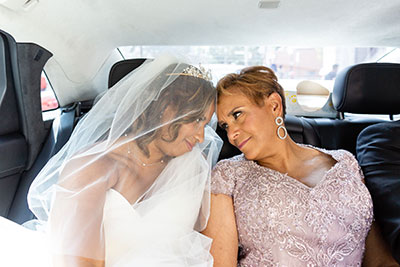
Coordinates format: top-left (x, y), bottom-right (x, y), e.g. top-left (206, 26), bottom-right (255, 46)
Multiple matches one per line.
top-left (211, 160), bottom-right (237, 196)
top-left (341, 149), bottom-right (365, 182)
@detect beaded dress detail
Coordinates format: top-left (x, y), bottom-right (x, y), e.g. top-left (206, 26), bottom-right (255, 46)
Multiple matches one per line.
top-left (211, 146), bottom-right (373, 266)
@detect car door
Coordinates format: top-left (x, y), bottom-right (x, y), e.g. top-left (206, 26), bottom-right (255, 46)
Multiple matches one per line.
top-left (0, 29), bottom-right (51, 222)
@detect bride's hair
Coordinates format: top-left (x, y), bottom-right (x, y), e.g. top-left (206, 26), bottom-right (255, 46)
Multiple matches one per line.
top-left (129, 63), bottom-right (216, 157)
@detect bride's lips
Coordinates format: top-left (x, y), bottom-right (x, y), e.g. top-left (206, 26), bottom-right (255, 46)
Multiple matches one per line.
top-left (238, 137), bottom-right (250, 150)
top-left (185, 140), bottom-right (194, 151)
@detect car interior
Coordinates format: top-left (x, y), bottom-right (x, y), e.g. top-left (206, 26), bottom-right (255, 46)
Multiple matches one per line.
top-left (1, 0), bottom-right (400, 263)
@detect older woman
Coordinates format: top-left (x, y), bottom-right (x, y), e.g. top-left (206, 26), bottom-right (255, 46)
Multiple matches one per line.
top-left (202, 66), bottom-right (393, 266)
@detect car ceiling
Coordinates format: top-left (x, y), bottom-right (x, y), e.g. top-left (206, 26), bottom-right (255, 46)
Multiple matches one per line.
top-left (1, 0), bottom-right (400, 106)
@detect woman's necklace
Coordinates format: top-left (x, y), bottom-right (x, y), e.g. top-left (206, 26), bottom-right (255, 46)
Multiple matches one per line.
top-left (128, 149), bottom-right (165, 167)
top-left (125, 134), bottom-right (165, 167)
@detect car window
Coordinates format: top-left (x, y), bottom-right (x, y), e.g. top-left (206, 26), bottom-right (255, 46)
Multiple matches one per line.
top-left (376, 48), bottom-right (400, 63)
top-left (119, 46), bottom-right (393, 118)
top-left (40, 70), bottom-right (58, 111)
top-left (40, 71), bottom-right (60, 120)
top-left (119, 46), bottom-right (392, 81)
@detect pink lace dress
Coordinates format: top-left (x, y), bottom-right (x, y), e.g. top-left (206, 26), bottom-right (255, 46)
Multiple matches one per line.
top-left (211, 147), bottom-right (373, 266)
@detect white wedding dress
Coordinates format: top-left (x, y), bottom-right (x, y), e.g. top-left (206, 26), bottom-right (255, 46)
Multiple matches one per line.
top-left (0, 149), bottom-right (214, 267)
top-left (0, 55), bottom-right (222, 267)
top-left (0, 190), bottom-right (213, 267)
top-left (103, 189), bottom-right (213, 267)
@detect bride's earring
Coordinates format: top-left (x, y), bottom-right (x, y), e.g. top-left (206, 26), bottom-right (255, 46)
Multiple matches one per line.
top-left (275, 116), bottom-right (287, 140)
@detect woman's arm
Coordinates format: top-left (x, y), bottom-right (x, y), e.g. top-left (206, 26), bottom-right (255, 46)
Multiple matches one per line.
top-left (50, 156), bottom-right (117, 267)
top-left (202, 193), bottom-right (238, 267)
top-left (363, 221), bottom-right (398, 267)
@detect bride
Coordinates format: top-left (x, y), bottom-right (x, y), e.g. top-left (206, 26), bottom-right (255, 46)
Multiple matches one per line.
top-left (0, 55), bottom-right (222, 267)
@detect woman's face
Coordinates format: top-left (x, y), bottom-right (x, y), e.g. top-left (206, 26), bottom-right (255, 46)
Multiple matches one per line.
top-left (217, 88), bottom-right (280, 161)
top-left (154, 102), bottom-right (215, 158)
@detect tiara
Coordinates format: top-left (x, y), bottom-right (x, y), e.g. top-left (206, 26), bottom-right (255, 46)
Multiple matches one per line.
top-left (168, 64), bottom-right (212, 81)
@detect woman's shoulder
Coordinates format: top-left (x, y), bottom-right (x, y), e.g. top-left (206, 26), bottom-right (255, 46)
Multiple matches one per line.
top-left (302, 143), bottom-right (356, 163)
top-left (212, 154), bottom-right (253, 181)
top-left (214, 154), bottom-right (248, 169)
top-left (60, 152), bottom-right (119, 189)
top-left (211, 154), bottom-right (249, 196)
top-left (64, 152), bottom-right (117, 173)
top-left (323, 147), bottom-right (357, 164)
top-left (303, 144), bottom-right (363, 180)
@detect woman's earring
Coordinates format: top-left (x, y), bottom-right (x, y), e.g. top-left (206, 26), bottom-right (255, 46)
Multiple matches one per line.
top-left (275, 116), bottom-right (287, 140)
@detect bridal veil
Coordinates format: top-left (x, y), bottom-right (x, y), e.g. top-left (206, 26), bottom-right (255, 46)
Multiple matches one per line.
top-left (26, 54), bottom-right (222, 265)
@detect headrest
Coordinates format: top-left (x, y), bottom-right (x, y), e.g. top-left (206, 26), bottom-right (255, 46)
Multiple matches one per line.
top-left (332, 63), bottom-right (400, 114)
top-left (108, 58), bottom-right (147, 88)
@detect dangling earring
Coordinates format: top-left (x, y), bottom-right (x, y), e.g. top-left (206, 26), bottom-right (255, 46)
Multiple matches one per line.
top-left (275, 116), bottom-right (287, 140)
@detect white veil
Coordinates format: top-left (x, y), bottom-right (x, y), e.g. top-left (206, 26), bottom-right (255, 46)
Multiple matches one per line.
top-left (26, 54), bottom-right (222, 265)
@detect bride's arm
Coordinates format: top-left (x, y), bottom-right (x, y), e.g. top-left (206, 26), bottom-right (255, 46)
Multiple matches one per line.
top-left (49, 156), bottom-right (117, 267)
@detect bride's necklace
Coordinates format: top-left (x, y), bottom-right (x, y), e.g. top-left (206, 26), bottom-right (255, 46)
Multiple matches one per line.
top-left (129, 149), bottom-right (165, 167)
top-left (125, 134), bottom-right (165, 167)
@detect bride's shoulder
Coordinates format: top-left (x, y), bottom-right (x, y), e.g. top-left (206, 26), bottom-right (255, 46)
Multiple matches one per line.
top-left (59, 150), bottom-right (119, 190)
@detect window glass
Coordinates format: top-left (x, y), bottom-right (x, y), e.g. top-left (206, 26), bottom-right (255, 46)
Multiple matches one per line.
top-left (119, 46), bottom-right (392, 84)
top-left (376, 48), bottom-right (400, 63)
top-left (40, 71), bottom-right (58, 112)
top-left (119, 46), bottom-right (393, 117)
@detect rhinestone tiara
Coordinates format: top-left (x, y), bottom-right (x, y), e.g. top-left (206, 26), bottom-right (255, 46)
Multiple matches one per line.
top-left (167, 64), bottom-right (212, 81)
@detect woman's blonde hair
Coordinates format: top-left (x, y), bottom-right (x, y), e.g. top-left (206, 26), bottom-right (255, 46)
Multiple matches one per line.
top-left (216, 66), bottom-right (286, 118)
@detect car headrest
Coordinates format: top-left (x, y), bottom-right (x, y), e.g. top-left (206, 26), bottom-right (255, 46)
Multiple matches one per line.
top-left (332, 63), bottom-right (400, 114)
top-left (108, 58), bottom-right (147, 88)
